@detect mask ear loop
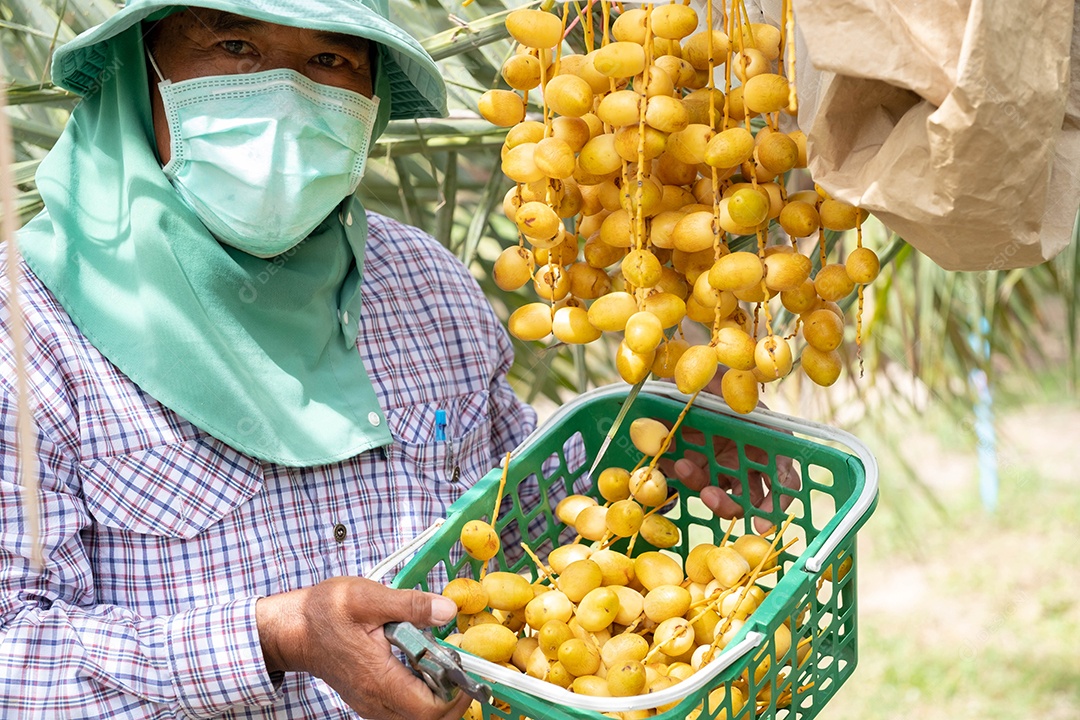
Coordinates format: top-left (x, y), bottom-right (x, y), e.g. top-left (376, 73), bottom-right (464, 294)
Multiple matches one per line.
top-left (146, 49), bottom-right (167, 83)
top-left (147, 48), bottom-right (184, 174)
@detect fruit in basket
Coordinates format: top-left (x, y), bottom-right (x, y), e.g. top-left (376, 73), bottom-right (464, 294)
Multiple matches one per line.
top-left (558, 558), bottom-right (604, 602)
top-left (611, 585), bottom-right (645, 625)
top-left (460, 519), bottom-right (500, 561)
top-left (538, 619), bottom-right (576, 660)
top-left (558, 637), bottom-right (602, 676)
top-left (606, 499), bottom-right (645, 537)
top-left (707, 546), bottom-right (751, 588)
top-left (653, 617), bottom-right (695, 656)
top-left (547, 543), bottom-right (593, 573)
top-left (575, 504), bottom-right (610, 541)
top-left (822, 553), bottom-right (854, 582)
top-left (463, 699), bottom-right (484, 720)
top-left (602, 632), bottom-right (650, 667)
top-left (442, 577), bottom-right (488, 615)
top-left (629, 417), bottom-right (669, 456)
top-left (597, 466), bottom-right (632, 502)
top-left (639, 513), bottom-right (680, 548)
top-left (577, 587), bottom-right (621, 631)
top-left (525, 589), bottom-right (574, 628)
top-left (443, 506), bottom-right (824, 715)
top-left (686, 685), bottom-right (745, 720)
top-left (607, 660), bottom-right (648, 696)
top-left (555, 494), bottom-right (599, 526)
top-left (461, 623), bottom-right (518, 663)
top-left (643, 584), bottom-right (692, 623)
top-left (731, 534), bottom-right (778, 571)
top-left (628, 466), bottom-right (669, 507)
top-left (482, 571), bottom-right (535, 611)
top-left (634, 551), bottom-right (683, 591)
top-left (591, 549), bottom-right (635, 586)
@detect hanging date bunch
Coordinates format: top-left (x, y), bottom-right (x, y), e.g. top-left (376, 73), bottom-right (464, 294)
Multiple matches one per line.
top-left (479, 0), bottom-right (879, 413)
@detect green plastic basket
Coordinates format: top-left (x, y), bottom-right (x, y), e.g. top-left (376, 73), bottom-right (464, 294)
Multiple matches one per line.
top-left (386, 382), bottom-right (878, 720)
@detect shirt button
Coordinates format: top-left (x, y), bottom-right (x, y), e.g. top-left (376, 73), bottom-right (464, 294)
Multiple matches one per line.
top-left (345, 212), bottom-right (353, 226)
top-left (368, 412), bottom-right (381, 427)
top-left (333, 523), bottom-right (347, 542)
top-left (342, 311), bottom-right (350, 324)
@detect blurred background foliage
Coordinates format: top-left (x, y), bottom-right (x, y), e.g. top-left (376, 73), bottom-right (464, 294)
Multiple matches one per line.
top-left (3, 2), bottom-right (1079, 714)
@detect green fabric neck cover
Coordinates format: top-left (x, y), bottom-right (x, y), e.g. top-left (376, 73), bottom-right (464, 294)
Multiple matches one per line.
top-left (19, 28), bottom-right (394, 466)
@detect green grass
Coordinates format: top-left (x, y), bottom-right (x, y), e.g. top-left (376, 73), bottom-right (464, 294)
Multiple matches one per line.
top-left (824, 401), bottom-right (1080, 720)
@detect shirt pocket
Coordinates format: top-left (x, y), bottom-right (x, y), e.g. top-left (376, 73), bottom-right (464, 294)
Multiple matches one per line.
top-left (372, 392), bottom-right (496, 582)
top-left (385, 390), bottom-right (497, 492)
top-left (80, 437), bottom-right (265, 540)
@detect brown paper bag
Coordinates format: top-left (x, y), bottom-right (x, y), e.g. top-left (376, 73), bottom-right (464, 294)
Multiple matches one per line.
top-left (790, 0), bottom-right (1079, 270)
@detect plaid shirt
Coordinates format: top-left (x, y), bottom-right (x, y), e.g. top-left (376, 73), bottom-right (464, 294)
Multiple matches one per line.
top-left (0, 212), bottom-right (537, 718)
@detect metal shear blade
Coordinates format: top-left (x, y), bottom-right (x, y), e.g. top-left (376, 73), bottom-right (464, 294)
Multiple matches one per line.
top-left (384, 621), bottom-right (492, 704)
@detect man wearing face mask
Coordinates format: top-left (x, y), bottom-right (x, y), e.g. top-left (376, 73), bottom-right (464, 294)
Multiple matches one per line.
top-left (0, 1), bottom-right (535, 718)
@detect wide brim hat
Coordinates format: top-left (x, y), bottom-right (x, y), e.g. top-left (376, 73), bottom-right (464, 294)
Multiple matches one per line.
top-left (51, 0), bottom-right (447, 120)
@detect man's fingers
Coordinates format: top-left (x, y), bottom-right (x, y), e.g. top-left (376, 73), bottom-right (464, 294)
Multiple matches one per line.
top-left (374, 649), bottom-right (470, 720)
top-left (751, 459), bottom-right (801, 533)
top-left (437, 693), bottom-right (476, 720)
top-left (747, 471), bottom-right (767, 508)
top-left (672, 456), bottom-right (710, 491)
top-left (763, 456), bottom-right (801, 513)
top-left (777, 457), bottom-right (802, 490)
top-left (680, 426), bottom-right (706, 446)
top-left (700, 485), bottom-right (744, 520)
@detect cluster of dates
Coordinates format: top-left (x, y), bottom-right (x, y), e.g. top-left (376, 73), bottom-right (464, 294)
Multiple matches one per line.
top-left (480, 2), bottom-right (879, 412)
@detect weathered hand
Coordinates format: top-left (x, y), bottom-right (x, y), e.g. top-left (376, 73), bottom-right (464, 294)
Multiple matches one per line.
top-left (256, 577), bottom-right (472, 720)
top-left (660, 372), bottom-right (800, 534)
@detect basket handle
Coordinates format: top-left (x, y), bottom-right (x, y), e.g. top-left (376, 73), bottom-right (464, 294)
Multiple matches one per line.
top-left (368, 519), bottom-right (446, 583)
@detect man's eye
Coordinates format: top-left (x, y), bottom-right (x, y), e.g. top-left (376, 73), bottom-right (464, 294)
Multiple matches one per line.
top-left (221, 40), bottom-right (253, 55)
top-left (313, 53), bottom-right (345, 68)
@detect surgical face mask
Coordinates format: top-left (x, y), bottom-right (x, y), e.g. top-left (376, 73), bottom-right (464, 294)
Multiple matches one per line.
top-left (148, 51), bottom-right (379, 258)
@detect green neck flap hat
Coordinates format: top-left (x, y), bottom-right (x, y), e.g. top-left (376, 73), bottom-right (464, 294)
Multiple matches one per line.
top-left (19, 1), bottom-right (447, 467)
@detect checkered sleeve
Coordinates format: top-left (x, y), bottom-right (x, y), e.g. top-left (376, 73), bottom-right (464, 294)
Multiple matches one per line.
top-left (166, 597), bottom-right (280, 718)
top-left (0, 385), bottom-right (279, 718)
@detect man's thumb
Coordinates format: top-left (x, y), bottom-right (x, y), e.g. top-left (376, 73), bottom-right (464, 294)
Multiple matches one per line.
top-left (372, 584), bottom-right (458, 627)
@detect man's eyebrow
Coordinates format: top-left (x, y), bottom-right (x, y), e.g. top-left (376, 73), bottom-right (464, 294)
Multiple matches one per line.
top-left (200, 11), bottom-right (266, 34)
top-left (313, 31), bottom-right (372, 58)
top-left (197, 11), bottom-right (372, 59)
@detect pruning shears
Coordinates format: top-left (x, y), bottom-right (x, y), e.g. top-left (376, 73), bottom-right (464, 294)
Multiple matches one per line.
top-left (384, 621), bottom-right (492, 704)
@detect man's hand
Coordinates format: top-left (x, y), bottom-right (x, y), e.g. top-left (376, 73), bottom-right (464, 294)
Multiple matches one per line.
top-left (256, 577), bottom-right (472, 720)
top-left (661, 372), bottom-right (801, 534)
